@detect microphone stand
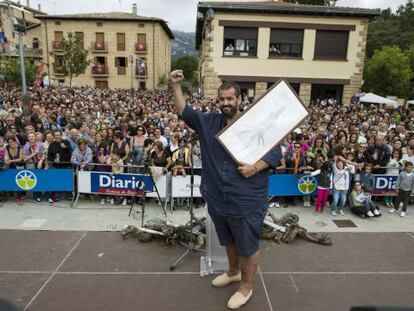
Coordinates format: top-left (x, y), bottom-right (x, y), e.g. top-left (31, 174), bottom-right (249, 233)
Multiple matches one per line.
top-left (170, 137), bottom-right (205, 271)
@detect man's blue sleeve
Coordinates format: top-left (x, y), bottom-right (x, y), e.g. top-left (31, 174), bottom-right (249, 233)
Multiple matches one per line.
top-left (261, 145), bottom-right (283, 170)
top-left (181, 104), bottom-right (201, 133)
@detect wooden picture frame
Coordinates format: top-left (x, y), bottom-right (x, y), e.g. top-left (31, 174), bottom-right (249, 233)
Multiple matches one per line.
top-left (216, 78), bottom-right (309, 165)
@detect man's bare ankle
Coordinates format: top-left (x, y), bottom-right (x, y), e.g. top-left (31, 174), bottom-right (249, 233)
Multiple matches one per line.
top-left (238, 284), bottom-right (252, 296)
top-left (227, 269), bottom-right (240, 276)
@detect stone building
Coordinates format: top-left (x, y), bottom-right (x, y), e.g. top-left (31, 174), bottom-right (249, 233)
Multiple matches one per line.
top-left (196, 1), bottom-right (379, 104)
top-left (36, 4), bottom-right (173, 89)
top-left (0, 0), bottom-right (44, 59)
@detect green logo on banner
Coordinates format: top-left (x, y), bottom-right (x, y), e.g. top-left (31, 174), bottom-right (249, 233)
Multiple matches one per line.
top-left (15, 170), bottom-right (37, 190)
top-left (298, 176), bottom-right (317, 194)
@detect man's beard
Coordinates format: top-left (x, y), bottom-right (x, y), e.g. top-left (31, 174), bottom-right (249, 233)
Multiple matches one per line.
top-left (220, 104), bottom-right (238, 118)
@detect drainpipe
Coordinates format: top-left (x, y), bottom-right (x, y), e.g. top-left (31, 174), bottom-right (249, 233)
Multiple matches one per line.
top-left (152, 20), bottom-right (155, 89)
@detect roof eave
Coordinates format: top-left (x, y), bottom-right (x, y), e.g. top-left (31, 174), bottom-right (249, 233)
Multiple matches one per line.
top-left (35, 15), bottom-right (174, 39)
top-left (195, 4), bottom-right (380, 50)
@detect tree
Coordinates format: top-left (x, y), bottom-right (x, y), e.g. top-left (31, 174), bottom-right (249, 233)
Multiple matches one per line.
top-left (366, 0), bottom-right (414, 57)
top-left (363, 46), bottom-right (412, 98)
top-left (0, 55), bottom-right (37, 86)
top-left (284, 0), bottom-right (337, 5)
top-left (405, 45), bottom-right (414, 99)
top-left (50, 32), bottom-right (90, 87)
top-left (171, 55), bottom-right (198, 83)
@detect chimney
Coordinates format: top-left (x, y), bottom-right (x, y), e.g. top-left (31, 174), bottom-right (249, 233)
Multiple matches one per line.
top-left (26, 0), bottom-right (30, 8)
top-left (132, 3), bottom-right (137, 15)
top-left (38, 3), bottom-right (41, 11)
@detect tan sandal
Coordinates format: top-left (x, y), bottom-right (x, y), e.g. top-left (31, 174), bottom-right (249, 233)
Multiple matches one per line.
top-left (211, 272), bottom-right (241, 287)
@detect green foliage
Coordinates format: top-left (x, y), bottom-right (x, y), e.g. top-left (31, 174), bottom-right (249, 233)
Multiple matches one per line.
top-left (158, 74), bottom-right (168, 86)
top-left (171, 55), bottom-right (198, 83)
top-left (367, 0), bottom-right (414, 57)
top-left (283, 0), bottom-right (337, 5)
top-left (363, 46), bottom-right (412, 97)
top-left (50, 32), bottom-right (90, 87)
top-left (405, 45), bottom-right (414, 98)
top-left (0, 55), bottom-right (37, 86)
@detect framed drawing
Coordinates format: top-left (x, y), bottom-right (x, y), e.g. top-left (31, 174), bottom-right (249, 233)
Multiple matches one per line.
top-left (216, 79), bottom-right (309, 165)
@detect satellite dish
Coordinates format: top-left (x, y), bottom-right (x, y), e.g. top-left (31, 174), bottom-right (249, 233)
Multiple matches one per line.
top-left (205, 9), bottom-right (215, 21)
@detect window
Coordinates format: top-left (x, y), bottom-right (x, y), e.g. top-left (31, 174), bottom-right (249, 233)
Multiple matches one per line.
top-left (97, 22), bottom-right (103, 27)
top-left (137, 33), bottom-right (146, 44)
top-left (314, 30), bottom-right (349, 60)
top-left (95, 32), bottom-right (105, 44)
top-left (223, 27), bottom-right (257, 57)
top-left (55, 21), bottom-right (61, 25)
top-left (54, 31), bottom-right (63, 42)
top-left (117, 33), bottom-right (125, 51)
top-left (55, 55), bottom-right (64, 66)
top-left (269, 29), bottom-right (303, 58)
top-left (115, 57), bottom-right (127, 75)
top-left (75, 32), bottom-right (84, 49)
top-left (138, 24), bottom-right (145, 28)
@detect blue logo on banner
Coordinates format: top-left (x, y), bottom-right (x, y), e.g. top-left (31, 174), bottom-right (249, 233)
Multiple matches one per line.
top-left (90, 172), bottom-right (154, 196)
top-left (15, 170), bottom-right (38, 190)
top-left (0, 169), bottom-right (73, 192)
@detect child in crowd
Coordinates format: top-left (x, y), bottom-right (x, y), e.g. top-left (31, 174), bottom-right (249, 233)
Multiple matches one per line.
top-left (350, 182), bottom-right (381, 217)
top-left (389, 161), bottom-right (414, 217)
top-left (306, 160), bottom-right (332, 215)
top-left (302, 152), bottom-right (318, 207)
top-left (360, 163), bottom-right (375, 189)
top-left (107, 150), bottom-right (125, 205)
top-left (385, 149), bottom-right (402, 208)
top-left (331, 158), bottom-right (350, 216)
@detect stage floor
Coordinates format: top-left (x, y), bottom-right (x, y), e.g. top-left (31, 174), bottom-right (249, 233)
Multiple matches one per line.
top-left (1, 230), bottom-right (414, 311)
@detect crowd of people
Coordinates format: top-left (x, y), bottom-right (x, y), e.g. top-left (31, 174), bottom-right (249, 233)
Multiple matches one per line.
top-left (0, 84), bottom-right (413, 216)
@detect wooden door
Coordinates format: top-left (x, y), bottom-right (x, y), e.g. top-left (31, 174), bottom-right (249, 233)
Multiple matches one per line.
top-left (95, 81), bottom-right (108, 89)
top-left (96, 32), bottom-right (105, 43)
top-left (117, 33), bottom-right (125, 51)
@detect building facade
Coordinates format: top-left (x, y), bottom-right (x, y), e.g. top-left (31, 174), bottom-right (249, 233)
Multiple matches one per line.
top-left (37, 5), bottom-right (173, 89)
top-left (196, 1), bottom-right (379, 105)
top-left (0, 0), bottom-right (44, 59)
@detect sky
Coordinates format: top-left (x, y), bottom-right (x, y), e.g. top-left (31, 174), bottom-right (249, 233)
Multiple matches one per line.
top-left (24, 0), bottom-right (408, 32)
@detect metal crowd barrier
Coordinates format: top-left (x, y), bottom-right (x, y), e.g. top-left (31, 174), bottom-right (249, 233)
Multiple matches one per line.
top-left (0, 161), bottom-right (406, 209)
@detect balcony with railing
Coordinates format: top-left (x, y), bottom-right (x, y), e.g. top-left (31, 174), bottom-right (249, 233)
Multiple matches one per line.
top-left (135, 42), bottom-right (147, 53)
top-left (135, 64), bottom-right (147, 78)
top-left (91, 41), bottom-right (108, 52)
top-left (91, 64), bottom-right (109, 76)
top-left (53, 65), bottom-right (65, 75)
top-left (52, 41), bottom-right (63, 50)
top-left (117, 66), bottom-right (126, 75)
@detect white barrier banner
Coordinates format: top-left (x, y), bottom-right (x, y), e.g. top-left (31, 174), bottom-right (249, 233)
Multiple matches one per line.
top-left (171, 175), bottom-right (202, 198)
top-left (147, 174), bottom-right (169, 198)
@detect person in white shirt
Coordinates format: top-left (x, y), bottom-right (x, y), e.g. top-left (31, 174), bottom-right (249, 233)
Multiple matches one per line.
top-left (331, 158), bottom-right (350, 216)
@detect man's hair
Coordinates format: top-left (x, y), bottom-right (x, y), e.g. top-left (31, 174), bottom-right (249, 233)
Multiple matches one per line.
top-left (218, 82), bottom-right (241, 98)
top-left (405, 161), bottom-right (413, 167)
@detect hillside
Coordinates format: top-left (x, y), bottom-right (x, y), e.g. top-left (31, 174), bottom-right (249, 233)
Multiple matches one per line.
top-left (172, 31), bottom-right (198, 60)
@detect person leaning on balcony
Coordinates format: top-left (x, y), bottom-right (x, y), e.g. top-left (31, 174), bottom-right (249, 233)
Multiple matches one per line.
top-left (225, 43), bottom-right (235, 51)
top-left (269, 43), bottom-right (281, 56)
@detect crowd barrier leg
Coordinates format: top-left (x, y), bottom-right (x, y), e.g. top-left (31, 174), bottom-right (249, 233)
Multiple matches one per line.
top-left (71, 165), bottom-right (78, 208)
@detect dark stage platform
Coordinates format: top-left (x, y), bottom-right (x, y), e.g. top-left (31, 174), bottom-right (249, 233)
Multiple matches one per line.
top-left (1, 230), bottom-right (414, 311)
